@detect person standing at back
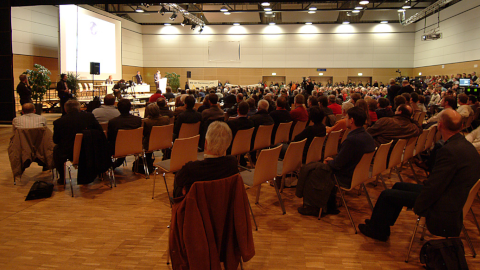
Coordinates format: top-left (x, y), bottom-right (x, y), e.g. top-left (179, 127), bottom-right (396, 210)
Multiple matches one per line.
top-left (16, 74), bottom-right (32, 105)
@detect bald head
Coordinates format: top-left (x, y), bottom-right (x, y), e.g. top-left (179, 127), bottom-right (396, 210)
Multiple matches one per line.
top-left (22, 103), bottom-right (35, 114)
top-left (440, 108), bottom-right (463, 132)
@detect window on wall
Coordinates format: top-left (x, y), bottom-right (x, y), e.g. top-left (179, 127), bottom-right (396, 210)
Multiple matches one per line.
top-left (208, 41), bottom-right (240, 62)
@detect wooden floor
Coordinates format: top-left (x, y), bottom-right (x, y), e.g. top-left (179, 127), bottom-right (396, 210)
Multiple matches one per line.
top-left (1, 113), bottom-right (480, 270)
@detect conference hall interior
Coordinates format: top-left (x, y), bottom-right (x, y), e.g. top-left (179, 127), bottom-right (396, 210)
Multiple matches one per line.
top-left (2, 0), bottom-right (480, 269)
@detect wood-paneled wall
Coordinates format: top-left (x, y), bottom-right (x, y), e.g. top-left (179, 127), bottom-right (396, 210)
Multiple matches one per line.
top-left (413, 60), bottom-right (480, 78)
top-left (122, 65), bottom-right (144, 83)
top-left (13, 54), bottom-right (59, 86)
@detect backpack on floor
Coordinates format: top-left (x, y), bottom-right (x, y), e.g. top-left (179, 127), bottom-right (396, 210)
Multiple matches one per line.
top-left (420, 238), bottom-right (469, 270)
top-left (25, 181), bottom-right (54, 201)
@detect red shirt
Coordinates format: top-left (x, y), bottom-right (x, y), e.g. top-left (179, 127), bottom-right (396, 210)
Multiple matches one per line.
top-left (290, 105), bottom-right (308, 122)
top-left (369, 110), bottom-right (378, 122)
top-left (328, 103), bottom-right (342, 115)
top-left (149, 93), bottom-right (164, 103)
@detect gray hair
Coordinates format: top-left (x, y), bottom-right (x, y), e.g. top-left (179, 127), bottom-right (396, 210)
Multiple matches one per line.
top-left (65, 99), bottom-right (80, 114)
top-left (258, 99), bottom-right (269, 111)
top-left (342, 102), bottom-right (354, 113)
top-left (206, 121), bottom-right (232, 156)
top-left (145, 103), bottom-right (160, 119)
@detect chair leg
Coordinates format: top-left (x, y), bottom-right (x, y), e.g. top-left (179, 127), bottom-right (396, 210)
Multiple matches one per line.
top-left (362, 183), bottom-right (374, 211)
top-left (152, 167), bottom-right (158, 199)
top-left (162, 173), bottom-right (173, 207)
top-left (463, 225), bottom-right (476, 258)
top-left (280, 175), bottom-right (286, 193)
top-left (379, 175), bottom-right (388, 190)
top-left (408, 160), bottom-right (420, 183)
top-left (67, 166), bottom-right (74, 197)
top-left (255, 185), bottom-right (261, 204)
top-left (273, 178), bottom-right (286, 215)
top-left (142, 153), bottom-right (149, 179)
top-left (405, 216), bottom-right (421, 263)
top-left (388, 168), bottom-right (392, 179)
top-left (334, 175), bottom-right (357, 234)
top-left (470, 208), bottom-right (480, 235)
top-left (318, 208), bottom-right (323, 220)
top-left (247, 198), bottom-right (258, 231)
top-left (396, 166), bottom-right (404, 182)
top-left (247, 153), bottom-right (254, 169)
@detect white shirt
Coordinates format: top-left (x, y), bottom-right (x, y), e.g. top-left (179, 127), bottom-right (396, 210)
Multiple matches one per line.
top-left (12, 113), bottom-right (47, 132)
top-left (466, 126), bottom-right (480, 151)
top-left (457, 104), bottom-right (474, 118)
top-left (92, 105), bottom-right (121, 122)
top-left (429, 93), bottom-right (440, 106)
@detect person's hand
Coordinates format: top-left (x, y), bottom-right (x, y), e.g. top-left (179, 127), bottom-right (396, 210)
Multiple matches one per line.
top-left (324, 157), bottom-right (333, 164)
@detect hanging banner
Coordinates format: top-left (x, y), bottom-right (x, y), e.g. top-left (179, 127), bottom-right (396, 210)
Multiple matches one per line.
top-left (188, 80), bottom-right (219, 89)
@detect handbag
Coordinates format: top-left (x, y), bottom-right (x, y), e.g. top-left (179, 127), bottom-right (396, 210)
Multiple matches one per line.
top-left (420, 238), bottom-right (469, 270)
top-left (25, 181), bottom-right (54, 201)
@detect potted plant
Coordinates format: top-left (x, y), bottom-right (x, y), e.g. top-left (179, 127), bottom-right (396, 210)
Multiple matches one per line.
top-left (165, 72), bottom-right (180, 92)
top-left (66, 72), bottom-right (79, 96)
top-left (23, 64), bottom-right (51, 115)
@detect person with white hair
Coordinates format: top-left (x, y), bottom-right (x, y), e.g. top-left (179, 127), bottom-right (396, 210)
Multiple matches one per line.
top-left (172, 121), bottom-right (239, 198)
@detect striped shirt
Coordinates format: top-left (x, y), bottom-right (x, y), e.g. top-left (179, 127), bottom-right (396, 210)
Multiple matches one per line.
top-left (12, 113), bottom-right (47, 132)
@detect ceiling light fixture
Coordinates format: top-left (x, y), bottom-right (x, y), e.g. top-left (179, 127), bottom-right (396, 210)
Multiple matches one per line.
top-left (269, 22), bottom-right (275, 25)
top-left (224, 11), bottom-right (231, 15)
top-left (220, 6), bottom-right (228, 12)
top-left (164, 23), bottom-right (171, 26)
top-left (233, 23), bottom-right (240, 26)
top-left (181, 17), bottom-right (188, 26)
top-left (305, 22), bottom-right (312, 25)
top-left (402, 4), bottom-right (411, 9)
top-left (380, 21), bottom-right (388, 24)
top-left (135, 6), bottom-right (144, 13)
top-left (261, 2), bottom-right (270, 7)
top-left (265, 11), bottom-right (273, 14)
top-left (264, 7), bottom-right (272, 11)
top-left (191, 24), bottom-right (197, 30)
top-left (343, 21), bottom-right (350, 24)
top-left (160, 6), bottom-right (166, 15)
top-left (164, 4), bottom-right (206, 30)
top-left (359, 0), bottom-right (369, 4)
top-left (169, 12), bottom-right (177, 20)
top-left (308, 10), bottom-right (316, 14)
top-left (355, 6), bottom-right (363, 10)
top-left (309, 6), bottom-right (317, 11)
top-left (352, 10), bottom-right (360, 13)
top-left (199, 26), bottom-right (204, 33)
top-left (398, 9), bottom-right (405, 12)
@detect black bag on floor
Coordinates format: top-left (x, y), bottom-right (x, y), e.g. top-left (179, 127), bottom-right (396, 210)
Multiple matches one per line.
top-left (132, 158), bottom-right (154, 175)
top-left (420, 238), bottom-right (469, 270)
top-left (25, 181), bottom-right (54, 201)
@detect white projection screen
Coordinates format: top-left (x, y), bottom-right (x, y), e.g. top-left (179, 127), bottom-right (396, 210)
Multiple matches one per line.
top-left (60, 5), bottom-right (122, 80)
top-left (208, 41), bottom-right (240, 62)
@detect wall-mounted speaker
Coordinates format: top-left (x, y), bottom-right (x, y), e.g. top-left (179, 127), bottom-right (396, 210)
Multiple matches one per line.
top-left (187, 71), bottom-right (191, 78)
top-left (90, 62), bottom-right (100, 75)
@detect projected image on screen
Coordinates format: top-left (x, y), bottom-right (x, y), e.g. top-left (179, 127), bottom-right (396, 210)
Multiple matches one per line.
top-left (60, 5), bottom-right (122, 80)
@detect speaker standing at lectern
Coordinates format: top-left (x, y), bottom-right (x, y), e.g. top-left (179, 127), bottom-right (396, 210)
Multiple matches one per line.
top-left (136, 71), bottom-right (143, 84)
top-left (154, 70), bottom-right (161, 90)
top-left (105, 75), bottom-right (114, 84)
top-left (56, 74), bottom-right (73, 116)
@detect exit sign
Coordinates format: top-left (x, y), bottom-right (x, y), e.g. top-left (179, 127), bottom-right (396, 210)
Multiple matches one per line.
top-left (317, 68), bottom-right (327, 72)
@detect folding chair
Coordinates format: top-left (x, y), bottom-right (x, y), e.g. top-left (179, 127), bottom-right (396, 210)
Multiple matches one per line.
top-left (248, 125), bottom-right (274, 167)
top-left (65, 133), bottom-right (82, 197)
top-left (178, 122), bottom-right (200, 139)
top-left (341, 128), bottom-right (350, 144)
top-left (417, 112), bottom-right (426, 125)
top-left (305, 136), bottom-right (326, 164)
top-left (277, 139), bottom-right (307, 192)
top-left (240, 145), bottom-right (284, 214)
top-left (144, 124), bottom-right (174, 180)
top-left (152, 135), bottom-right (200, 204)
top-left (290, 121), bottom-right (307, 142)
top-left (400, 136), bottom-right (421, 183)
top-left (324, 129), bottom-right (342, 160)
top-left (369, 141), bottom-right (393, 190)
top-left (387, 139), bottom-right (407, 182)
top-left (405, 179), bottom-right (480, 262)
top-left (424, 125), bottom-right (437, 152)
top-left (333, 151), bottom-right (376, 233)
top-left (273, 122), bottom-right (292, 146)
top-left (231, 128), bottom-right (254, 169)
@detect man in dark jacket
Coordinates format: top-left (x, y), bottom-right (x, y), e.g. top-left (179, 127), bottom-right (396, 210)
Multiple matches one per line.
top-left (387, 79), bottom-right (402, 107)
top-left (56, 73), bottom-right (73, 116)
top-left (173, 96), bottom-right (202, 139)
top-left (16, 74), bottom-right (32, 105)
top-left (397, 79), bottom-right (414, 95)
top-left (359, 109), bottom-right (480, 241)
top-left (108, 99), bottom-right (142, 167)
top-left (156, 97), bottom-right (174, 119)
top-left (53, 99), bottom-right (102, 184)
top-left (270, 96), bottom-right (292, 144)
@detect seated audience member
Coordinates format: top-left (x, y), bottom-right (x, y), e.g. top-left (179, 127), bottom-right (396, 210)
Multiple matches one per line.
top-left (246, 98), bottom-right (257, 117)
top-left (173, 96), bottom-right (186, 118)
top-left (469, 95), bottom-right (479, 113)
top-left (318, 96), bottom-right (335, 126)
top-left (292, 107), bottom-right (326, 162)
top-left (163, 86), bottom-right (175, 101)
top-left (12, 103), bottom-right (47, 132)
top-left (457, 93), bottom-right (474, 118)
top-left (297, 107), bottom-right (375, 216)
top-left (418, 95), bottom-right (427, 113)
top-left (143, 103), bottom-right (169, 167)
top-left (202, 93), bottom-right (224, 122)
top-left (227, 102), bottom-right (254, 164)
top-left (355, 99), bottom-right (371, 126)
top-left (107, 99), bottom-right (142, 168)
top-left (393, 95), bottom-right (406, 111)
top-left (359, 109), bottom-right (480, 241)
top-left (410, 92), bottom-right (420, 112)
top-left (197, 95), bottom-right (210, 113)
top-left (398, 79), bottom-right (413, 95)
top-left (290, 94), bottom-right (308, 122)
top-left (326, 102), bottom-right (354, 133)
top-left (173, 96), bottom-right (202, 139)
top-left (466, 125), bottom-right (480, 151)
top-left (223, 89), bottom-right (237, 109)
top-left (328, 95), bottom-right (342, 115)
top-left (156, 97), bottom-right (174, 118)
top-left (149, 90), bottom-right (164, 103)
top-left (53, 100), bottom-right (103, 184)
top-left (92, 94), bottom-right (120, 122)
top-left (367, 99), bottom-right (378, 125)
top-left (226, 93), bottom-right (244, 117)
top-left (270, 96), bottom-right (292, 144)
top-left (426, 96), bottom-right (456, 125)
top-left (375, 97), bottom-right (394, 119)
top-left (250, 99), bottom-right (274, 147)
top-left (173, 121), bottom-right (239, 198)
top-left (367, 104), bottom-right (421, 147)
top-left (264, 94), bottom-right (276, 113)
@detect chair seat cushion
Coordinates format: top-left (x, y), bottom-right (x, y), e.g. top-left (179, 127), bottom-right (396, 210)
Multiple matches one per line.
top-left (240, 170), bottom-right (255, 186)
top-left (154, 159), bottom-right (171, 172)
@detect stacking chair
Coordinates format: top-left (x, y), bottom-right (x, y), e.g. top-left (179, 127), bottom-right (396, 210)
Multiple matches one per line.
top-left (249, 125), bottom-right (274, 167)
top-left (178, 122), bottom-right (200, 139)
top-left (417, 112), bottom-right (426, 126)
top-left (323, 130), bottom-right (342, 160)
top-left (77, 83), bottom-right (84, 97)
top-left (231, 128), bottom-right (254, 167)
top-left (277, 139), bottom-right (307, 192)
top-left (152, 135), bottom-right (200, 204)
top-left (65, 133), bottom-right (83, 197)
top-left (369, 141), bottom-right (393, 190)
top-left (273, 122), bottom-right (292, 146)
top-left (305, 136), bottom-right (326, 164)
top-left (100, 122), bottom-right (108, 133)
top-left (400, 136), bottom-right (420, 183)
top-left (387, 139), bottom-right (408, 182)
top-left (335, 114), bottom-right (343, 122)
top-left (412, 112), bottom-right (421, 123)
top-left (290, 121), bottom-right (307, 141)
top-left (240, 145), bottom-right (284, 214)
top-left (333, 151), bottom-right (376, 233)
top-left (463, 115), bottom-right (474, 133)
top-left (341, 128), bottom-right (350, 144)
top-left (424, 125), bottom-right (437, 153)
top-left (144, 124), bottom-right (174, 179)
top-left (109, 128), bottom-right (146, 188)
top-left (405, 179), bottom-right (480, 262)
top-left (414, 130), bottom-right (429, 158)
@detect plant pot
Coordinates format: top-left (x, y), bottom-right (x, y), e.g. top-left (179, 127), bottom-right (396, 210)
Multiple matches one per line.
top-left (34, 103), bottom-right (43, 115)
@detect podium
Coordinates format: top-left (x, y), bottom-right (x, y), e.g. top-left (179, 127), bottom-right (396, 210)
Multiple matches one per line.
top-left (157, 78), bottom-right (167, 92)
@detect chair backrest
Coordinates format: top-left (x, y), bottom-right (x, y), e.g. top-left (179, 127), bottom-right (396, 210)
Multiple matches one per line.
top-left (83, 83), bottom-right (89, 90)
top-left (349, 151), bottom-right (376, 190)
top-left (335, 114), bottom-right (343, 122)
top-left (72, 133), bottom-right (83, 165)
top-left (465, 115), bottom-right (474, 129)
top-left (178, 122), bottom-right (200, 139)
top-left (324, 129), bottom-right (342, 159)
top-left (414, 129), bottom-right (429, 156)
top-left (387, 139), bottom-right (407, 169)
top-left (274, 122), bottom-right (293, 145)
top-left (281, 139), bottom-right (307, 175)
top-left (194, 103), bottom-right (202, 110)
top-left (252, 145), bottom-right (282, 187)
top-left (147, 124), bottom-right (174, 152)
top-left (371, 141), bottom-right (393, 178)
top-left (341, 128), bottom-right (350, 144)
top-left (88, 83), bottom-right (94, 89)
top-left (463, 179), bottom-right (480, 219)
top-left (305, 136), bottom-right (326, 164)
top-left (413, 111), bottom-right (421, 122)
top-left (252, 125), bottom-right (274, 151)
top-left (100, 122), bottom-right (108, 132)
top-left (169, 117), bottom-right (175, 124)
top-left (417, 112), bottom-right (426, 125)
top-left (231, 128), bottom-right (255, 156)
top-left (424, 125), bottom-right (437, 151)
top-left (170, 135), bottom-right (200, 172)
top-left (290, 121), bottom-right (307, 141)
top-left (435, 127), bottom-right (442, 142)
top-left (114, 127), bottom-right (143, 158)
top-left (403, 136), bottom-right (417, 162)
top-left (77, 83), bottom-right (83, 90)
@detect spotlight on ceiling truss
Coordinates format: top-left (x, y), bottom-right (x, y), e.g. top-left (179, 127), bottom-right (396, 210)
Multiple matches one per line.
top-left (163, 3), bottom-right (206, 29)
top-left (181, 17), bottom-right (188, 26)
top-left (169, 12), bottom-right (177, 20)
top-left (399, 0), bottom-right (453, 26)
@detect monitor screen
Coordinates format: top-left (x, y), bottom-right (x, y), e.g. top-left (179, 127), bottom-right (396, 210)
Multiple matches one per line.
top-left (460, 79), bottom-right (471, 86)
